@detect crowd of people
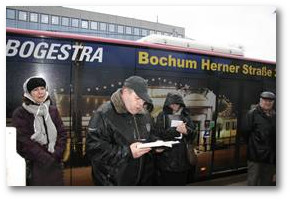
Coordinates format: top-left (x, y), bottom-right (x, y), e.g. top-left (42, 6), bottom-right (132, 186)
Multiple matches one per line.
top-left (12, 75), bottom-right (276, 186)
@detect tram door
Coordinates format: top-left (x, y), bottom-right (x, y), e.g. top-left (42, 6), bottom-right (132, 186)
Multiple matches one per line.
top-left (212, 79), bottom-right (241, 173)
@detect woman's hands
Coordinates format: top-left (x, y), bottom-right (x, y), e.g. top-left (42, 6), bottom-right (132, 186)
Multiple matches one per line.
top-left (176, 122), bottom-right (187, 134)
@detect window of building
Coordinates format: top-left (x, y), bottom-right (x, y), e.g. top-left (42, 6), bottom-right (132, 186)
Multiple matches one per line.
top-left (41, 14), bottom-right (49, 24)
top-left (125, 26), bottom-right (132, 34)
top-left (232, 121), bottom-right (237, 130)
top-left (141, 29), bottom-right (148, 36)
top-left (18, 11), bottom-right (27, 21)
top-left (81, 20), bottom-right (89, 29)
top-left (156, 31), bottom-right (162, 35)
top-left (225, 122), bottom-right (230, 130)
top-left (149, 30), bottom-right (155, 35)
top-left (61, 17), bottom-right (69, 26)
top-left (6, 9), bottom-right (16, 19)
top-left (109, 24), bottom-right (115, 32)
top-left (100, 22), bottom-right (107, 31)
top-left (117, 25), bottom-right (124, 34)
top-left (91, 21), bottom-right (98, 30)
top-left (51, 15), bottom-right (59, 25)
top-left (71, 18), bottom-right (79, 28)
top-left (134, 27), bottom-right (140, 35)
top-left (30, 13), bottom-right (38, 23)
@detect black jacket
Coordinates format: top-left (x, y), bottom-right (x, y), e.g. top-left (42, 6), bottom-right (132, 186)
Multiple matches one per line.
top-left (85, 89), bottom-right (155, 186)
top-left (154, 92), bottom-right (196, 172)
top-left (243, 105), bottom-right (276, 164)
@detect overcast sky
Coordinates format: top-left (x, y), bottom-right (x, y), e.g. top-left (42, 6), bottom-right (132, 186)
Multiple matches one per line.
top-left (66, 6), bottom-right (276, 62)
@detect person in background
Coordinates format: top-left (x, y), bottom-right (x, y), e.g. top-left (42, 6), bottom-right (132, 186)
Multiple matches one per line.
top-left (154, 92), bottom-right (196, 186)
top-left (12, 76), bottom-right (67, 186)
top-left (86, 76), bottom-right (156, 186)
top-left (243, 91), bottom-right (276, 186)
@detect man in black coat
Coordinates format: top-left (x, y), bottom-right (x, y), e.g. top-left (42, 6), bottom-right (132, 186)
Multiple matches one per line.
top-left (243, 91), bottom-right (276, 186)
top-left (86, 76), bottom-right (155, 186)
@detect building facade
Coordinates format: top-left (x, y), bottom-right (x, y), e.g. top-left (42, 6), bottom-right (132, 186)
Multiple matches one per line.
top-left (6, 6), bottom-right (185, 40)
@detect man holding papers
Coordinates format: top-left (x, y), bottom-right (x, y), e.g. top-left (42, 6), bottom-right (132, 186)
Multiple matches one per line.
top-left (86, 76), bottom-right (156, 186)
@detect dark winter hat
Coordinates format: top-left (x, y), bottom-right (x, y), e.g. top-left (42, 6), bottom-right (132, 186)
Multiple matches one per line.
top-left (26, 77), bottom-right (46, 93)
top-left (260, 91), bottom-right (275, 100)
top-left (123, 76), bottom-right (152, 104)
top-left (164, 92), bottom-right (185, 107)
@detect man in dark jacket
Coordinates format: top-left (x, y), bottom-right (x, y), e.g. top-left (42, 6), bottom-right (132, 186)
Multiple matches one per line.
top-left (243, 91), bottom-right (276, 186)
top-left (85, 76), bottom-right (155, 186)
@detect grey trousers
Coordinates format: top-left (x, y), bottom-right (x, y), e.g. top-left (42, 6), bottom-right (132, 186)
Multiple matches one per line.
top-left (247, 161), bottom-right (276, 186)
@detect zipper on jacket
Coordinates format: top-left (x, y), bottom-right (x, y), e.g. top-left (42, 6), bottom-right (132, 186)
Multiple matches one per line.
top-left (132, 115), bottom-right (143, 185)
top-left (42, 116), bottom-right (50, 147)
top-left (133, 115), bottom-right (140, 141)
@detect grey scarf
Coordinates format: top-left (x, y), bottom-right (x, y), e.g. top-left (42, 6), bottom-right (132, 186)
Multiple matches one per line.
top-left (172, 107), bottom-right (183, 115)
top-left (22, 100), bottom-right (57, 153)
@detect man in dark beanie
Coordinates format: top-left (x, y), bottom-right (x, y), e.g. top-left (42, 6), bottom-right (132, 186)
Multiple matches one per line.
top-left (86, 75), bottom-right (156, 186)
top-left (243, 91), bottom-right (276, 186)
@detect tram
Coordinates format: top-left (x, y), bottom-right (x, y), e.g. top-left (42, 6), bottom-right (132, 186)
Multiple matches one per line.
top-left (6, 27), bottom-right (276, 185)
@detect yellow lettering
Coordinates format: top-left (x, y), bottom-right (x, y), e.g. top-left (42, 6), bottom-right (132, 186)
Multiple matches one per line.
top-left (242, 64), bottom-right (274, 77)
top-left (159, 57), bottom-right (167, 66)
top-left (211, 62), bottom-right (217, 71)
top-left (201, 59), bottom-right (210, 70)
top-left (168, 55), bottom-right (176, 67)
top-left (177, 59), bottom-right (185, 68)
top-left (138, 51), bottom-right (149, 64)
top-left (242, 64), bottom-right (249, 74)
top-left (230, 65), bottom-right (240, 73)
top-left (185, 60), bottom-right (197, 69)
top-left (150, 56), bottom-right (159, 65)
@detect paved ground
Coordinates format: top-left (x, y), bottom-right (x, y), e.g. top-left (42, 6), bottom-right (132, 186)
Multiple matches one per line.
top-left (63, 166), bottom-right (248, 186)
top-left (63, 167), bottom-right (94, 186)
top-left (188, 173), bottom-right (247, 186)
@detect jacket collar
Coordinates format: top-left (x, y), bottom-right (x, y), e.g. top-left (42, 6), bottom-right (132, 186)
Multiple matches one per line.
top-left (257, 105), bottom-right (275, 117)
top-left (110, 89), bottom-right (146, 115)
